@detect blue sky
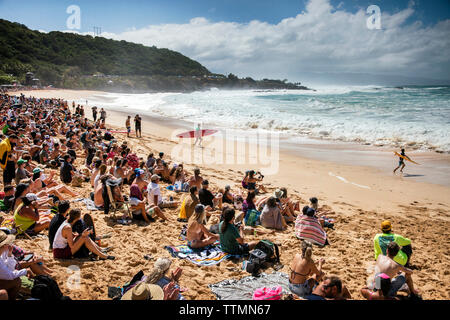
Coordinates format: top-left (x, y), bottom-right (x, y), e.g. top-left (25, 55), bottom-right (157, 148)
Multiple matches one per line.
top-left (1, 0), bottom-right (449, 84)
top-left (1, 0), bottom-right (448, 33)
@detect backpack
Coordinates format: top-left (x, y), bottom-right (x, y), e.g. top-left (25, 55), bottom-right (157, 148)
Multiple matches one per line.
top-left (255, 240), bottom-right (280, 264)
top-left (31, 275), bottom-right (70, 301)
top-left (244, 240), bottom-right (280, 276)
top-left (244, 209), bottom-right (261, 227)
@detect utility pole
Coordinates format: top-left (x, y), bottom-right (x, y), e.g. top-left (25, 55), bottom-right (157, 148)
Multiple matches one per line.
top-left (93, 26), bottom-right (101, 37)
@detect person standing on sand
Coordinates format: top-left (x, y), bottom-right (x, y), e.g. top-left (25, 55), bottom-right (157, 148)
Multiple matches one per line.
top-left (92, 106), bottom-right (97, 122)
top-left (194, 123), bottom-right (202, 147)
top-left (134, 114), bottom-right (142, 138)
top-left (126, 116), bottom-right (131, 138)
top-left (100, 108), bottom-right (107, 122)
top-left (393, 148), bottom-right (410, 173)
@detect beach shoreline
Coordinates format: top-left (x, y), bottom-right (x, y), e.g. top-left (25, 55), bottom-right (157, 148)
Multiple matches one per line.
top-left (7, 88), bottom-right (450, 300)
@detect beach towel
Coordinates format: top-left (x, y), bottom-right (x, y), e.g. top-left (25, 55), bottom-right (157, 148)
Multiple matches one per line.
top-left (164, 243), bottom-right (240, 266)
top-left (295, 215), bottom-right (328, 247)
top-left (72, 198), bottom-right (100, 211)
top-left (209, 272), bottom-right (290, 300)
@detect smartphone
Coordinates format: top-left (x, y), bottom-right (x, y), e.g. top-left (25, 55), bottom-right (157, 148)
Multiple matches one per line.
top-left (23, 253), bottom-right (34, 262)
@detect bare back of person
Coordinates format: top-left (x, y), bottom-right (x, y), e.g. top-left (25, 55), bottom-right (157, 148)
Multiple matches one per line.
top-left (186, 222), bottom-right (205, 242)
top-left (289, 254), bottom-right (313, 284)
top-left (376, 254), bottom-right (402, 279)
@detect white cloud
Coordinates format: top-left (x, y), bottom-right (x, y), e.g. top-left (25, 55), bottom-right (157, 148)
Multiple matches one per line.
top-left (70, 0), bottom-right (450, 83)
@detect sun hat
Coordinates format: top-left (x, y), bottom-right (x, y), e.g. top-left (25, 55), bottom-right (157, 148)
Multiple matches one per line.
top-left (0, 231), bottom-right (15, 247)
top-left (17, 159), bottom-right (27, 165)
top-left (151, 174), bottom-right (160, 182)
top-left (154, 257), bottom-right (171, 272)
top-left (274, 189), bottom-right (283, 199)
top-left (381, 220), bottom-right (392, 233)
top-left (121, 282), bottom-right (164, 301)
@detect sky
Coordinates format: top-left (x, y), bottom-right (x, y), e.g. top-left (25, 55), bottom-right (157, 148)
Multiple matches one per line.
top-left (1, 0), bottom-right (449, 85)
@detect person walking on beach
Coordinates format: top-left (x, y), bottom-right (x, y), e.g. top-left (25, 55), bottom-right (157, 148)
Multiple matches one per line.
top-left (134, 114), bottom-right (142, 138)
top-left (126, 116), bottom-right (131, 138)
top-left (194, 123), bottom-right (202, 147)
top-left (393, 148), bottom-right (409, 174)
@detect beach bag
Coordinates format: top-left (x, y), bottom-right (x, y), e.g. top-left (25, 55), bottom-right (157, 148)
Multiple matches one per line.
top-left (255, 240), bottom-right (280, 263)
top-left (179, 199), bottom-right (187, 220)
top-left (244, 209), bottom-right (261, 227)
top-left (31, 275), bottom-right (70, 301)
top-left (252, 286), bottom-right (283, 300)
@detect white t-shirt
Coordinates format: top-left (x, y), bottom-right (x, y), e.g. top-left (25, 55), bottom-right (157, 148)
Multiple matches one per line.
top-left (147, 182), bottom-right (162, 206)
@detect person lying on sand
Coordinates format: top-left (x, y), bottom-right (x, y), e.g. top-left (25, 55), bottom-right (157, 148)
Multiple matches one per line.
top-left (186, 204), bottom-right (219, 249)
top-left (373, 241), bottom-right (420, 299)
top-left (289, 240), bottom-right (325, 298)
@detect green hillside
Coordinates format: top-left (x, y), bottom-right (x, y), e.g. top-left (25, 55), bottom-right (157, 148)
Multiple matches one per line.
top-left (0, 19), bottom-right (210, 86)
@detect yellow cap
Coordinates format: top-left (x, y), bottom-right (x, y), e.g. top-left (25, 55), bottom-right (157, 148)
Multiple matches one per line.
top-left (381, 220), bottom-right (392, 232)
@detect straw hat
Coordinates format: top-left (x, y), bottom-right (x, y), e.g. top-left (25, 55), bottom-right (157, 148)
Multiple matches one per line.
top-left (121, 282), bottom-right (164, 300)
top-left (0, 231), bottom-right (15, 247)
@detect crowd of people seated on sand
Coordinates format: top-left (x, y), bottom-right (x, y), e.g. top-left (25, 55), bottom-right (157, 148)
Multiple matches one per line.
top-left (0, 93), bottom-right (422, 300)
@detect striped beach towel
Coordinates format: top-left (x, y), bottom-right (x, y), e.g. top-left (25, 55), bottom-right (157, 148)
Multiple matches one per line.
top-left (294, 215), bottom-right (327, 247)
top-left (164, 243), bottom-right (240, 266)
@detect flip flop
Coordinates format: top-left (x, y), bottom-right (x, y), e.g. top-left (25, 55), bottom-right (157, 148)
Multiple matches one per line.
top-left (83, 213), bottom-right (96, 240)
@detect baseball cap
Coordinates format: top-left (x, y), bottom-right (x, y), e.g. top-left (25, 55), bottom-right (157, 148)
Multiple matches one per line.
top-left (32, 168), bottom-right (42, 174)
top-left (17, 159), bottom-right (27, 165)
top-left (151, 174), bottom-right (160, 182)
top-left (381, 220), bottom-right (392, 232)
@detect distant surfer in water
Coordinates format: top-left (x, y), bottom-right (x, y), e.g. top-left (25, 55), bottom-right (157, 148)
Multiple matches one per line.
top-left (393, 148), bottom-right (409, 173)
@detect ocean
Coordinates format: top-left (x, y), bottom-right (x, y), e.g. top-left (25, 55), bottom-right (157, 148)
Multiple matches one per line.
top-left (86, 85), bottom-right (450, 153)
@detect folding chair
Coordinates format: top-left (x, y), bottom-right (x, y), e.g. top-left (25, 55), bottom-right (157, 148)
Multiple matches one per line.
top-left (106, 184), bottom-right (132, 222)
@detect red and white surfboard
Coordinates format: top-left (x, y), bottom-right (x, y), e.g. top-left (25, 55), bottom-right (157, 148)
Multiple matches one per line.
top-left (176, 129), bottom-right (218, 138)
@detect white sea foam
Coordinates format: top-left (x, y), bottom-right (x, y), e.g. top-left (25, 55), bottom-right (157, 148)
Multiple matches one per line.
top-left (83, 85), bottom-right (450, 153)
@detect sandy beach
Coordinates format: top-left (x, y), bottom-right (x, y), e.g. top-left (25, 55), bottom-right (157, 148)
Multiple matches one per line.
top-left (7, 89), bottom-right (450, 300)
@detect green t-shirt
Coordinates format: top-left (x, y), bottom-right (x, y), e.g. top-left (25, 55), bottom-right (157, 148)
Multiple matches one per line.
top-left (219, 222), bottom-right (241, 254)
top-left (374, 233), bottom-right (411, 266)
